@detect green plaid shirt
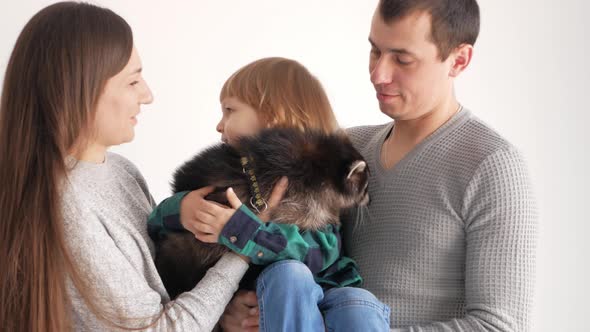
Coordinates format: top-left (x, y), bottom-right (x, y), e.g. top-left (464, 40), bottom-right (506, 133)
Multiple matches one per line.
top-left (147, 191), bottom-right (362, 288)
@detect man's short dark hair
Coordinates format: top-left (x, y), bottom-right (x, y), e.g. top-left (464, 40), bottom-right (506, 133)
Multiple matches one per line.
top-left (378, 0), bottom-right (480, 60)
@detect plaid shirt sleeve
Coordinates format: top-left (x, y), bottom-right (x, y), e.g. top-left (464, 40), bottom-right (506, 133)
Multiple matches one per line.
top-left (219, 205), bottom-right (362, 287)
top-left (147, 195), bottom-right (362, 288)
top-left (146, 191), bottom-right (190, 241)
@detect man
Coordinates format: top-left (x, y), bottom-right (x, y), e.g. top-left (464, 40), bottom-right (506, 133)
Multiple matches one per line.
top-left (221, 0), bottom-right (537, 330)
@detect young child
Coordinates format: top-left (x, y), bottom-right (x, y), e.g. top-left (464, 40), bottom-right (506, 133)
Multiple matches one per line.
top-left (148, 57), bottom-right (390, 331)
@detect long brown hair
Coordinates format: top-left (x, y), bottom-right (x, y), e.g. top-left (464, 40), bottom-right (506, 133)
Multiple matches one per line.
top-left (220, 57), bottom-right (340, 134)
top-left (0, 2), bottom-right (133, 331)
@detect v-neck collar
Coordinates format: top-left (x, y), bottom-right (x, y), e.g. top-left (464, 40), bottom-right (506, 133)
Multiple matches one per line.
top-left (373, 108), bottom-right (472, 184)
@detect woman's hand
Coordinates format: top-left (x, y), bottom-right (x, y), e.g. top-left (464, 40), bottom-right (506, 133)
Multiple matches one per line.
top-left (179, 186), bottom-right (242, 243)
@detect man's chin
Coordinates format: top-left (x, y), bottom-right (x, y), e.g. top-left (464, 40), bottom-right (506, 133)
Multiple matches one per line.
top-left (379, 104), bottom-right (403, 120)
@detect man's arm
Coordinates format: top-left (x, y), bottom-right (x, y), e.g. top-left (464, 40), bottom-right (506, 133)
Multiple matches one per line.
top-left (391, 148), bottom-right (538, 332)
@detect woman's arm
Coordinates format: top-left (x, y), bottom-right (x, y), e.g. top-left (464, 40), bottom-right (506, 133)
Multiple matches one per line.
top-left (63, 188), bottom-right (249, 331)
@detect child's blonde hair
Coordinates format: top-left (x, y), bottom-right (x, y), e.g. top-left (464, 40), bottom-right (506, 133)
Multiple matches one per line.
top-left (220, 57), bottom-right (339, 134)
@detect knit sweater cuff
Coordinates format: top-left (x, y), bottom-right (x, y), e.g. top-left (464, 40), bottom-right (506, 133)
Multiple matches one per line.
top-left (210, 252), bottom-right (250, 281)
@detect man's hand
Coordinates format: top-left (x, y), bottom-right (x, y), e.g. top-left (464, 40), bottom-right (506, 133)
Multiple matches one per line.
top-left (219, 290), bottom-right (259, 332)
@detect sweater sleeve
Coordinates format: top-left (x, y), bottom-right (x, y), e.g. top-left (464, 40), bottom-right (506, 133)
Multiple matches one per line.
top-left (390, 148), bottom-right (538, 332)
top-left (62, 189), bottom-right (249, 331)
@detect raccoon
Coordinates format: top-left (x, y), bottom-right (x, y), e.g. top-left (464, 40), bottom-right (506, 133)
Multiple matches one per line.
top-left (153, 127), bottom-right (369, 299)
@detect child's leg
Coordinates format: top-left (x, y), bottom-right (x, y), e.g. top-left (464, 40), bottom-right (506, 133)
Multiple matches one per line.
top-left (256, 260), bottom-right (325, 332)
top-left (319, 287), bottom-right (391, 332)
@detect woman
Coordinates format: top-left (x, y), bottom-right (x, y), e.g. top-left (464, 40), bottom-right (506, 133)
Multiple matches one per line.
top-left (0, 2), bottom-right (248, 331)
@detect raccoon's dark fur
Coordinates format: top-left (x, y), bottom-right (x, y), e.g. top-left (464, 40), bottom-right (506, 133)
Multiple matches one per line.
top-left (153, 127), bottom-right (369, 299)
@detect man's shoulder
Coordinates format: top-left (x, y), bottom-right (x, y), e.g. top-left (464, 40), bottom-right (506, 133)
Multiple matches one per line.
top-left (453, 112), bottom-right (517, 158)
top-left (438, 110), bottom-right (525, 182)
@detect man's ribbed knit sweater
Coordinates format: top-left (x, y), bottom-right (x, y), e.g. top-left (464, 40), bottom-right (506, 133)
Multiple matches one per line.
top-left (343, 109), bottom-right (538, 331)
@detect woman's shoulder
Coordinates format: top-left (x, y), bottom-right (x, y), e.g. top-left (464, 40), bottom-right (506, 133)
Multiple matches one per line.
top-left (107, 152), bottom-right (139, 173)
top-left (106, 152), bottom-right (154, 206)
top-left (107, 152), bottom-right (148, 184)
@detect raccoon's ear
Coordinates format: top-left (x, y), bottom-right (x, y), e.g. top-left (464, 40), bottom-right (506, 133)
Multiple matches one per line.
top-left (346, 160), bottom-right (367, 190)
top-left (347, 160), bottom-right (367, 180)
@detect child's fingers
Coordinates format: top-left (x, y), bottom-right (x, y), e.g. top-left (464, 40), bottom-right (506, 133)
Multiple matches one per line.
top-left (193, 186), bottom-right (216, 197)
top-left (194, 210), bottom-right (216, 225)
top-left (193, 221), bottom-right (215, 234)
top-left (226, 187), bottom-right (243, 210)
top-left (195, 196), bottom-right (227, 217)
top-left (195, 232), bottom-right (217, 244)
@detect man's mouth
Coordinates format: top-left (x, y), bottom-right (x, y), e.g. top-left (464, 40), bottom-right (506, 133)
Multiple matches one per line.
top-left (376, 92), bottom-right (401, 102)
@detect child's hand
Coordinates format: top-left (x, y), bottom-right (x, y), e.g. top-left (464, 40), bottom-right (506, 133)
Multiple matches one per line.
top-left (180, 186), bottom-right (242, 243)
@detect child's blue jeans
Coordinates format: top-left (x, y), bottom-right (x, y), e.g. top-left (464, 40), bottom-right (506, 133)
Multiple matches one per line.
top-left (256, 260), bottom-right (391, 332)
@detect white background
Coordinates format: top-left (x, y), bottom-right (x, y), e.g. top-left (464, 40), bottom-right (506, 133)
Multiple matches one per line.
top-left (1, 1), bottom-right (588, 330)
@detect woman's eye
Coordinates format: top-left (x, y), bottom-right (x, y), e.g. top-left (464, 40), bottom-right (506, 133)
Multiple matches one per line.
top-left (130, 81), bottom-right (139, 86)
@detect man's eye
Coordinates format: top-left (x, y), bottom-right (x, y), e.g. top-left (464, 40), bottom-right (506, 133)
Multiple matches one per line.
top-left (397, 57), bottom-right (413, 65)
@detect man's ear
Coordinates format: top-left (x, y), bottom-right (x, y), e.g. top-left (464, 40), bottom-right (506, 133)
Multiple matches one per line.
top-left (449, 44), bottom-right (474, 78)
